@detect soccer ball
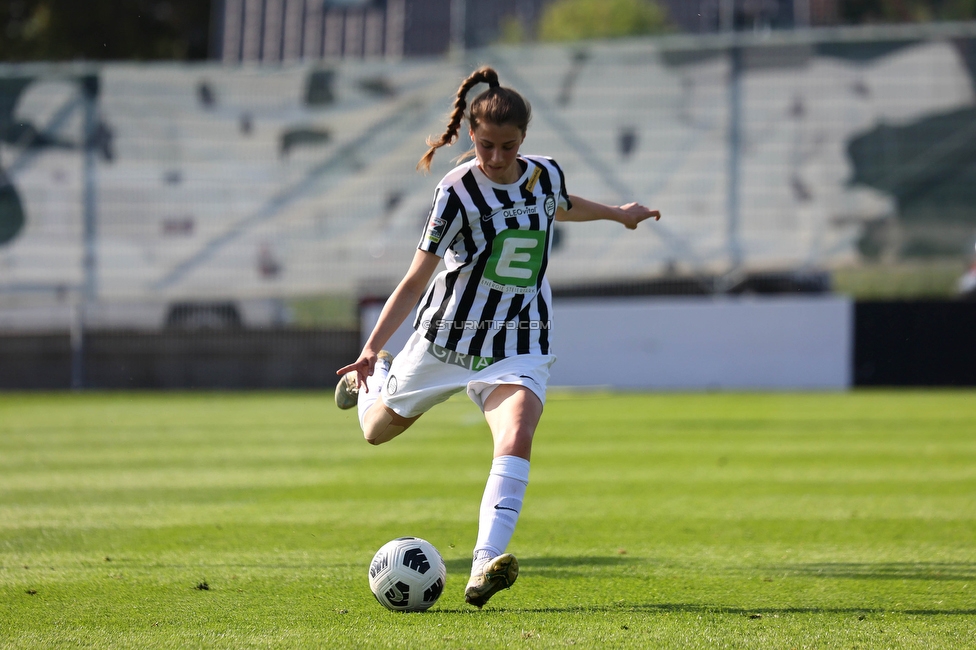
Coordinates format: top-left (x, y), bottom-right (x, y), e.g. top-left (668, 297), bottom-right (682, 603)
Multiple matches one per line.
top-left (368, 537), bottom-right (446, 612)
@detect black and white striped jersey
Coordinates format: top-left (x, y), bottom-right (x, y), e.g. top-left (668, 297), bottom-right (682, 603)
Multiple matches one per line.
top-left (414, 155), bottom-right (571, 360)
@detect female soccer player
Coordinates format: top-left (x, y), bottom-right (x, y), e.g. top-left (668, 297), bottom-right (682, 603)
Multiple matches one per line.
top-left (336, 65), bottom-right (660, 608)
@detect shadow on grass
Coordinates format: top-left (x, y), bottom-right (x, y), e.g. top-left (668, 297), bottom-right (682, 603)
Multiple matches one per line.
top-left (444, 555), bottom-right (632, 575)
top-left (430, 603), bottom-right (976, 616)
top-left (448, 557), bottom-right (976, 582)
top-left (433, 558), bottom-right (976, 616)
top-left (762, 562), bottom-right (976, 582)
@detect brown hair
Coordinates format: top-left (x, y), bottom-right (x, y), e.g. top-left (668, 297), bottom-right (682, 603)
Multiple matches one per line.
top-left (417, 66), bottom-right (532, 172)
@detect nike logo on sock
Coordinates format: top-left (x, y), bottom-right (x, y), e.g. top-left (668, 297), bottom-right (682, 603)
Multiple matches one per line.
top-left (494, 505), bottom-right (519, 513)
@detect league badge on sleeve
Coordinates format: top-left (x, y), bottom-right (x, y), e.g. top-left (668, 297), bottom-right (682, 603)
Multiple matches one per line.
top-left (426, 215), bottom-right (446, 244)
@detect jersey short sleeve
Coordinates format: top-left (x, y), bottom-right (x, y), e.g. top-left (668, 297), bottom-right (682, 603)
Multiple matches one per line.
top-left (418, 184), bottom-right (466, 257)
top-left (522, 155), bottom-right (571, 215)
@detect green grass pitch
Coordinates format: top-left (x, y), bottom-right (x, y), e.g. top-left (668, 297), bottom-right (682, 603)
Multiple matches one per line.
top-left (1, 390), bottom-right (974, 648)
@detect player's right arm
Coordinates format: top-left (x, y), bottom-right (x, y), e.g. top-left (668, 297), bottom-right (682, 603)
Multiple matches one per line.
top-left (336, 249), bottom-right (441, 389)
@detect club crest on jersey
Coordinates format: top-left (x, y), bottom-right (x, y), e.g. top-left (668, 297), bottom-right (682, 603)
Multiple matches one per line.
top-left (426, 215), bottom-right (446, 244)
top-left (544, 195), bottom-right (557, 219)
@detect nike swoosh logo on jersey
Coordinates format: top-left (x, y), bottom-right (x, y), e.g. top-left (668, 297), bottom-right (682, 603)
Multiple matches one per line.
top-left (484, 205), bottom-right (539, 221)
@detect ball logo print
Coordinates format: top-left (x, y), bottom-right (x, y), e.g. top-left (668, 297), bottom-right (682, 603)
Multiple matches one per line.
top-left (384, 582), bottom-right (410, 608)
top-left (368, 537), bottom-right (446, 612)
top-left (423, 579), bottom-right (445, 603)
top-left (403, 548), bottom-right (431, 573)
top-left (368, 552), bottom-right (389, 579)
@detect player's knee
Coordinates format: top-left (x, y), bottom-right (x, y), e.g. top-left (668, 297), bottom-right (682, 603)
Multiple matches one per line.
top-left (361, 414), bottom-right (389, 445)
top-left (363, 426), bottom-right (386, 445)
top-left (362, 405), bottom-right (414, 445)
top-left (364, 423), bottom-right (407, 445)
top-left (360, 401), bottom-right (390, 443)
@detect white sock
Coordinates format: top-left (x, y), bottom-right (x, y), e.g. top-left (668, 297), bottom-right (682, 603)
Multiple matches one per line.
top-left (471, 455), bottom-right (530, 575)
top-left (357, 357), bottom-right (391, 431)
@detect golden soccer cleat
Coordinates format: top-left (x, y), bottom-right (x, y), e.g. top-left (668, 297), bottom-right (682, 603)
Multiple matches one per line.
top-left (334, 371), bottom-right (359, 410)
top-left (464, 553), bottom-right (519, 609)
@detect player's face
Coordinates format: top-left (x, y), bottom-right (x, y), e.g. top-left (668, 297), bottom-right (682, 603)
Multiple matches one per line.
top-left (470, 122), bottom-right (525, 185)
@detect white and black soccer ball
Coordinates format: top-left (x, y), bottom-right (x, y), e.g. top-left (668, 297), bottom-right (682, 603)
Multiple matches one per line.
top-left (368, 537), bottom-right (446, 612)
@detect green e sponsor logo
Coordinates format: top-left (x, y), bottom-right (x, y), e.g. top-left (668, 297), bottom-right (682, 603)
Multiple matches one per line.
top-left (483, 230), bottom-right (546, 289)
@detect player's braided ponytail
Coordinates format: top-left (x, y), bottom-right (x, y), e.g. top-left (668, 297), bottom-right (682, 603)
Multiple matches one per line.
top-left (417, 66), bottom-right (529, 172)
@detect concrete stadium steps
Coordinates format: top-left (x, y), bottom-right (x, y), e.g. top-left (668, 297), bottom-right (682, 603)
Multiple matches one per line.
top-left (2, 34), bottom-right (973, 310)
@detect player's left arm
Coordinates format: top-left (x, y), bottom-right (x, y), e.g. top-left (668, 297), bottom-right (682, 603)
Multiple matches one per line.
top-left (556, 194), bottom-right (661, 230)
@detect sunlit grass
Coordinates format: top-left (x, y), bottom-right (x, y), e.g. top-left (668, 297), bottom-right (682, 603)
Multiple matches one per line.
top-left (1, 390), bottom-right (974, 648)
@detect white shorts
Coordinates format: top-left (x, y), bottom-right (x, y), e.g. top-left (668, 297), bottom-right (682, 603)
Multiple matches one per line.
top-left (381, 331), bottom-right (557, 419)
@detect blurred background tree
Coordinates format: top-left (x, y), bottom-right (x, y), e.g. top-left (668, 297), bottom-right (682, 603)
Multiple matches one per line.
top-left (538, 0), bottom-right (671, 42)
top-left (1, 1), bottom-right (974, 62)
top-left (0, 0), bottom-right (212, 62)
top-left (841, 0), bottom-right (975, 22)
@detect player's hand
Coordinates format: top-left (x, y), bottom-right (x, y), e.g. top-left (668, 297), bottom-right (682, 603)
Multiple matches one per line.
top-left (336, 350), bottom-right (379, 392)
top-left (617, 203), bottom-right (661, 229)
